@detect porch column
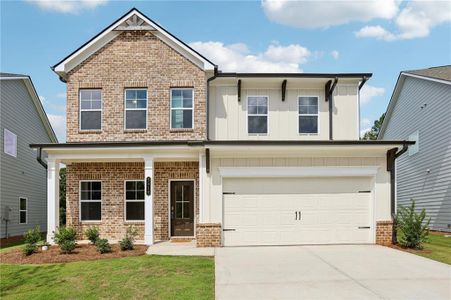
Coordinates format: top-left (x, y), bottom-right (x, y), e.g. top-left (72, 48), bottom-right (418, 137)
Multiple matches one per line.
top-left (47, 159), bottom-right (60, 244)
top-left (144, 157), bottom-right (154, 245)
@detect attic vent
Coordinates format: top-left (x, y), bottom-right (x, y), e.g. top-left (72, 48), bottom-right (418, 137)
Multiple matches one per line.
top-left (114, 14), bottom-right (155, 31)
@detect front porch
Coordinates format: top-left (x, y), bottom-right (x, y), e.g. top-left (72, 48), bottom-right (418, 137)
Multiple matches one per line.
top-left (44, 145), bottom-right (212, 247)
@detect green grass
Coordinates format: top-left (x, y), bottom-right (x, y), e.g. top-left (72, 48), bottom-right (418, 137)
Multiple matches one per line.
top-left (0, 240), bottom-right (25, 252)
top-left (0, 255), bottom-right (215, 300)
top-left (415, 234), bottom-right (451, 265)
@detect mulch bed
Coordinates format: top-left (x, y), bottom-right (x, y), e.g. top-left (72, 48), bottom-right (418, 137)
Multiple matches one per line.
top-left (387, 244), bottom-right (432, 255)
top-left (0, 243), bottom-right (147, 264)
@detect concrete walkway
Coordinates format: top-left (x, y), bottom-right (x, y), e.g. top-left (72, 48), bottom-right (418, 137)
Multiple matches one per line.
top-left (216, 245), bottom-right (451, 300)
top-left (146, 240), bottom-right (215, 256)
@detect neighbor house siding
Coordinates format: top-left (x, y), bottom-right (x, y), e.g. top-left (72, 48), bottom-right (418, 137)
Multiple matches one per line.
top-left (382, 76), bottom-right (451, 232)
top-left (0, 80), bottom-right (52, 238)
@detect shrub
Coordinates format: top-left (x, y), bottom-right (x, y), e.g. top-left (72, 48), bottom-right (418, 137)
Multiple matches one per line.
top-left (119, 227), bottom-right (138, 251)
top-left (396, 200), bottom-right (430, 249)
top-left (54, 226), bottom-right (77, 254)
top-left (59, 240), bottom-right (76, 254)
top-left (85, 226), bottom-right (100, 244)
top-left (23, 243), bottom-right (37, 256)
top-left (95, 238), bottom-right (111, 254)
top-left (22, 226), bottom-right (41, 256)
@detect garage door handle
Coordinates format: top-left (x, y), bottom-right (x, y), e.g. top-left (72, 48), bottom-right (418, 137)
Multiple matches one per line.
top-left (223, 228), bottom-right (236, 231)
top-left (358, 226), bottom-right (370, 229)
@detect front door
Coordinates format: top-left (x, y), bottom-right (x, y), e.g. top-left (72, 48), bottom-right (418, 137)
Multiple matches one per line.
top-left (170, 181), bottom-right (194, 237)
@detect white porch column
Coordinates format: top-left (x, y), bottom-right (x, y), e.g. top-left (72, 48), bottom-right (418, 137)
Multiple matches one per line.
top-left (198, 152), bottom-right (206, 223)
top-left (144, 157), bottom-right (154, 245)
top-left (47, 159), bottom-right (60, 244)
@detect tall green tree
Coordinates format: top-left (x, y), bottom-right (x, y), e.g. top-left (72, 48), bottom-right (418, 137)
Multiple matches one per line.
top-left (362, 113), bottom-right (385, 140)
top-left (59, 167), bottom-right (66, 226)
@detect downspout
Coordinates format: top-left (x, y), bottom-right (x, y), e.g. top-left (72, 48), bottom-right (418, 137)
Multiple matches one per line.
top-left (206, 66), bottom-right (218, 141)
top-left (387, 143), bottom-right (409, 244)
top-left (36, 147), bottom-right (48, 169)
top-left (326, 77), bottom-right (338, 140)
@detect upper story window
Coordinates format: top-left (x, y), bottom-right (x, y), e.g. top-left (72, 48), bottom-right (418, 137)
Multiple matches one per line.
top-left (298, 96), bottom-right (319, 134)
top-left (247, 96), bottom-right (268, 134)
top-left (171, 89), bottom-right (193, 129)
top-left (125, 89), bottom-right (147, 130)
top-left (80, 90), bottom-right (102, 131)
top-left (80, 181), bottom-right (102, 221)
top-left (3, 129), bottom-right (17, 157)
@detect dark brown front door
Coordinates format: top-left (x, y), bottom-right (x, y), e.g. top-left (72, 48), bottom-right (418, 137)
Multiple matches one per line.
top-left (170, 181), bottom-right (194, 237)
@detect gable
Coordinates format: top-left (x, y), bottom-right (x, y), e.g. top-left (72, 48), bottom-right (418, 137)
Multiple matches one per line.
top-left (53, 8), bottom-right (216, 80)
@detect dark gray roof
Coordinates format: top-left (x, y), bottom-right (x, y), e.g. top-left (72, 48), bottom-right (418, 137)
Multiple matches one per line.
top-left (0, 72), bottom-right (29, 78)
top-left (405, 65), bottom-right (451, 82)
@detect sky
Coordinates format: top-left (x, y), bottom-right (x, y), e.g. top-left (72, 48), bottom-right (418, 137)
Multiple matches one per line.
top-left (1, 0), bottom-right (450, 142)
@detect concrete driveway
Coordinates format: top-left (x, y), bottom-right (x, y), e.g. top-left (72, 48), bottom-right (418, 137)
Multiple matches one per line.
top-left (215, 245), bottom-right (451, 300)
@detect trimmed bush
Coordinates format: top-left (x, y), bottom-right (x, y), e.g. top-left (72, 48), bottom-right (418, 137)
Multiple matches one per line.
top-left (95, 238), bottom-right (111, 254)
top-left (119, 227), bottom-right (138, 251)
top-left (54, 226), bottom-right (77, 254)
top-left (22, 226), bottom-right (41, 256)
top-left (85, 226), bottom-right (100, 244)
top-left (396, 200), bottom-right (430, 249)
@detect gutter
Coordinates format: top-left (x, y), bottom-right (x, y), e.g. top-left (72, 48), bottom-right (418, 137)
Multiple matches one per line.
top-left (36, 147), bottom-right (47, 169)
top-left (386, 144), bottom-right (410, 244)
top-left (206, 66), bottom-right (218, 141)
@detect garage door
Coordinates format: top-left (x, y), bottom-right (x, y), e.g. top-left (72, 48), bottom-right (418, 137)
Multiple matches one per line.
top-left (223, 177), bottom-right (373, 246)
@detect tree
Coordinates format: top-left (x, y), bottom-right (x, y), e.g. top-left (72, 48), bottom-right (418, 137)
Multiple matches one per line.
top-left (362, 113), bottom-right (385, 140)
top-left (59, 167), bottom-right (66, 226)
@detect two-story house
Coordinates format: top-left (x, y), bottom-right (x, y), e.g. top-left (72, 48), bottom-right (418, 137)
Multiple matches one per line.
top-left (31, 8), bottom-right (412, 247)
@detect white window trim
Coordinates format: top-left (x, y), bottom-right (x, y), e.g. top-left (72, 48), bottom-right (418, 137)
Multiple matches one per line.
top-left (170, 88), bottom-right (194, 130)
top-left (19, 197), bottom-right (27, 224)
top-left (298, 95), bottom-right (320, 135)
top-left (124, 180), bottom-right (145, 222)
top-left (247, 95), bottom-right (269, 135)
top-left (79, 89), bottom-right (102, 131)
top-left (124, 88), bottom-right (148, 130)
top-left (3, 128), bottom-right (17, 157)
top-left (79, 180), bottom-right (102, 223)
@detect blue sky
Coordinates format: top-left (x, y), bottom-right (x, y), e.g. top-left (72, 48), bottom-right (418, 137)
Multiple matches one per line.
top-left (1, 0), bottom-right (450, 141)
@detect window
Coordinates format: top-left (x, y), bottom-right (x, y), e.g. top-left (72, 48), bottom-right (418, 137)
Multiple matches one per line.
top-left (125, 89), bottom-right (147, 129)
top-left (4, 129), bottom-right (17, 157)
top-left (247, 96), bottom-right (268, 134)
top-left (125, 181), bottom-right (145, 221)
top-left (19, 197), bottom-right (27, 224)
top-left (298, 96), bottom-right (319, 134)
top-left (80, 90), bottom-right (102, 130)
top-left (408, 131), bottom-right (419, 156)
top-left (171, 89), bottom-right (193, 129)
top-left (80, 181), bottom-right (101, 221)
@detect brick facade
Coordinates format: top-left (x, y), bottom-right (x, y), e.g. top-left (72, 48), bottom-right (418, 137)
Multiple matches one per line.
top-left (153, 161), bottom-right (199, 241)
top-left (196, 223), bottom-right (222, 247)
top-left (66, 161), bottom-right (199, 242)
top-left (65, 31), bottom-right (207, 142)
top-left (376, 220), bottom-right (393, 245)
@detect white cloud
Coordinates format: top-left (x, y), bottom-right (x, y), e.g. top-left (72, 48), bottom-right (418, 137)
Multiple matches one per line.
top-left (360, 118), bottom-right (372, 137)
top-left (189, 41), bottom-right (311, 72)
top-left (48, 114), bottom-right (66, 142)
top-left (360, 85), bottom-right (385, 104)
top-left (56, 92), bottom-right (66, 98)
top-left (39, 95), bottom-right (46, 103)
top-left (356, 0), bottom-right (451, 41)
top-left (331, 50), bottom-right (340, 59)
top-left (27, 0), bottom-right (108, 14)
top-left (262, 0), bottom-right (399, 28)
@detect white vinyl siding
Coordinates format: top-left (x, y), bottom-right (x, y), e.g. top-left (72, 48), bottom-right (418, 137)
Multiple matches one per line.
top-left (79, 90), bottom-right (102, 130)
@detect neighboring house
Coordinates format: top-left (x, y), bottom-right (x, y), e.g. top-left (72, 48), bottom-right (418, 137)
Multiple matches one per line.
top-left (32, 8), bottom-right (412, 247)
top-left (379, 66), bottom-right (451, 232)
top-left (0, 73), bottom-right (58, 239)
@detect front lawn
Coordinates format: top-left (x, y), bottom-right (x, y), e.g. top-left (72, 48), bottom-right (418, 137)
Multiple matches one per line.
top-left (1, 255), bottom-right (214, 299)
top-left (415, 233), bottom-right (451, 265)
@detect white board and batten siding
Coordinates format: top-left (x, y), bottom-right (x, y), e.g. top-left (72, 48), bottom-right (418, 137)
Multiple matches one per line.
top-left (381, 76), bottom-right (451, 232)
top-left (209, 84), bottom-right (359, 141)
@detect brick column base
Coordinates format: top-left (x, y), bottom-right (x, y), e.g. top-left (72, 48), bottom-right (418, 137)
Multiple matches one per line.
top-left (196, 223), bottom-right (221, 247)
top-left (376, 221), bottom-right (393, 245)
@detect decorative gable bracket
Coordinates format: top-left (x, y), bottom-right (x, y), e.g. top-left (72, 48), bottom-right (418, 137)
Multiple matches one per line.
top-left (114, 14), bottom-right (155, 31)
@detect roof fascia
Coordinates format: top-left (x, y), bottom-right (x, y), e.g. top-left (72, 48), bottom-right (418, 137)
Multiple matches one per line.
top-left (378, 73), bottom-right (406, 139)
top-left (402, 72), bottom-right (451, 86)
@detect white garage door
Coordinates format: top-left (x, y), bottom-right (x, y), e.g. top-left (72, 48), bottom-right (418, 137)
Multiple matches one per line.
top-left (223, 177), bottom-right (373, 246)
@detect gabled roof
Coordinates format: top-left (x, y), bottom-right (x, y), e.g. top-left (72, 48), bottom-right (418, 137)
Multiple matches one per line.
top-left (378, 65), bottom-right (451, 138)
top-left (0, 73), bottom-right (58, 143)
top-left (52, 8), bottom-right (216, 79)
